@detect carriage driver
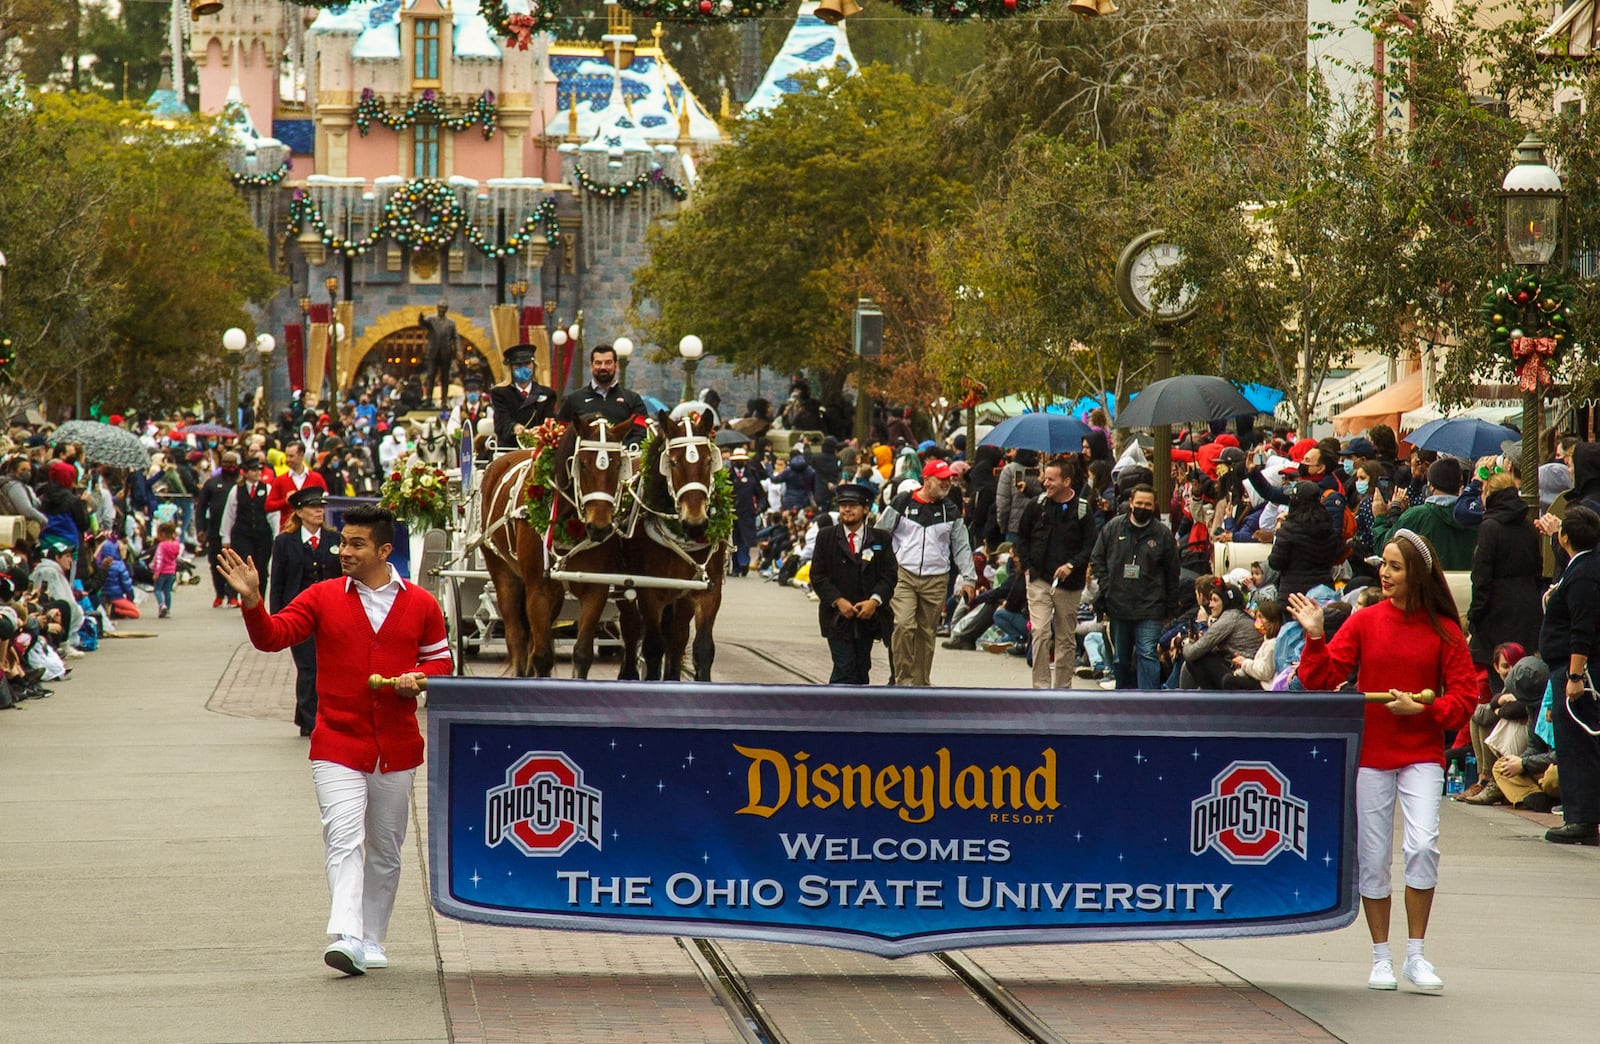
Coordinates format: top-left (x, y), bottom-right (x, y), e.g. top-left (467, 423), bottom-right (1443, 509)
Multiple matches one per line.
top-left (489, 343), bottom-right (558, 450)
top-left (556, 342), bottom-right (649, 446)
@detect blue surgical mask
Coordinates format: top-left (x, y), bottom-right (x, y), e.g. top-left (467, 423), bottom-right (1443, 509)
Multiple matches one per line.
top-left (466, 392), bottom-right (480, 403)
top-left (1355, 479), bottom-right (1369, 495)
top-left (512, 366), bottom-right (533, 383)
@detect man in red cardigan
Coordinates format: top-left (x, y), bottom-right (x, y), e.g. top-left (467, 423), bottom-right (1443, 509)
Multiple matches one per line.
top-left (263, 441), bottom-right (329, 532)
top-left (218, 503), bottom-right (451, 977)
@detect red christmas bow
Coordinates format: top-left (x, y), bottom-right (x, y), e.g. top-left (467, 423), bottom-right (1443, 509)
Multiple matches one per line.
top-left (1510, 335), bottom-right (1556, 392)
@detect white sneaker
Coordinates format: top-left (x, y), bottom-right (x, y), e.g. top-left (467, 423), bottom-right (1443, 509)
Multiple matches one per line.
top-left (323, 935), bottom-right (366, 976)
top-left (64, 647), bottom-right (86, 659)
top-left (1367, 959), bottom-right (1397, 990)
top-left (1402, 956), bottom-right (1443, 992)
top-left (362, 940), bottom-right (388, 969)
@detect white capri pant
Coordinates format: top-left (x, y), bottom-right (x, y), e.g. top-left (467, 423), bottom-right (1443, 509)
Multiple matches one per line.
top-left (311, 760), bottom-right (416, 942)
top-left (1356, 762), bottom-right (1444, 900)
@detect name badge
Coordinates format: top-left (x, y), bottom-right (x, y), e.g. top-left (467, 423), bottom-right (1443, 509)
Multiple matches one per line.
top-left (1123, 563), bottom-right (1141, 580)
top-left (861, 549), bottom-right (875, 562)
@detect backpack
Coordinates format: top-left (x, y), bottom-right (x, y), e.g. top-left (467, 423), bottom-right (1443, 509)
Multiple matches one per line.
top-left (1322, 488), bottom-right (1357, 562)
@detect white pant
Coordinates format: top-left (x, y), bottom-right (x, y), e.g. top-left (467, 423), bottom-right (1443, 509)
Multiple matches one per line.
top-left (311, 760), bottom-right (415, 942)
top-left (1356, 762), bottom-right (1443, 900)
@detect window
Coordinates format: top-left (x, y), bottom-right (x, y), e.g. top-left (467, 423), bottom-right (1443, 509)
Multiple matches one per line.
top-left (414, 18), bottom-right (440, 84)
top-left (414, 123), bottom-right (439, 178)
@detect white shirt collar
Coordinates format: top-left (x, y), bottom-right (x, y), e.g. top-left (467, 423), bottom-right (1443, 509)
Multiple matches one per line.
top-left (345, 563), bottom-right (405, 594)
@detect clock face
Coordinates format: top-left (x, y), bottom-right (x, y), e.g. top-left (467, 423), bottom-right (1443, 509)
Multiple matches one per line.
top-left (1129, 242), bottom-right (1197, 319)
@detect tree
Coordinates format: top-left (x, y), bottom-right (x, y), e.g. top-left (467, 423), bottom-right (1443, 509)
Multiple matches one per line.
top-left (631, 68), bottom-right (969, 403)
top-left (0, 91), bottom-right (280, 415)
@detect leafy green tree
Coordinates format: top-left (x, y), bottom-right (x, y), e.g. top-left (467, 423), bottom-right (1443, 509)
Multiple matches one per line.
top-left (632, 68), bottom-right (969, 401)
top-left (0, 92), bottom-right (280, 416)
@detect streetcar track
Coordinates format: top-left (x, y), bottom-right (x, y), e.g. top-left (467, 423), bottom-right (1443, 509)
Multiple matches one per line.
top-left (684, 641), bottom-right (1063, 1044)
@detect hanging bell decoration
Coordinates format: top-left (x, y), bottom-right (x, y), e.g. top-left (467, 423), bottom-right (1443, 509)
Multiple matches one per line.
top-left (1069, 0), bottom-right (1116, 14)
top-left (1097, 0), bottom-right (1119, 13)
top-left (814, 0), bottom-right (862, 24)
top-left (190, 0), bottom-right (224, 16)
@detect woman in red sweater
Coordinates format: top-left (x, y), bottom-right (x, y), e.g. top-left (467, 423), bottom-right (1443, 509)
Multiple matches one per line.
top-left (1288, 528), bottom-right (1476, 995)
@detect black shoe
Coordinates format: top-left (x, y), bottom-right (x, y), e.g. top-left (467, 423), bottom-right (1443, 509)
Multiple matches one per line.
top-left (1518, 793), bottom-right (1557, 814)
top-left (299, 724), bottom-right (314, 737)
top-left (1544, 822), bottom-right (1599, 846)
top-left (940, 638), bottom-right (976, 651)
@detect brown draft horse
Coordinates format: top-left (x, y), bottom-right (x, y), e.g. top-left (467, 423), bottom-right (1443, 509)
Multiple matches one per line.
top-left (476, 415), bottom-right (630, 678)
top-left (618, 409), bottom-right (726, 682)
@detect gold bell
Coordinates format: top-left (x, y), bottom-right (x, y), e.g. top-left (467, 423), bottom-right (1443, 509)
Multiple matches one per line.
top-left (190, 0), bottom-right (224, 17)
top-left (814, 0), bottom-right (862, 24)
top-left (1069, 0), bottom-right (1117, 14)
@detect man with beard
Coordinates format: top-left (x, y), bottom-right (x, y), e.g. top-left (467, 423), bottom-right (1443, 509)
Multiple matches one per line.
top-left (557, 342), bottom-right (647, 445)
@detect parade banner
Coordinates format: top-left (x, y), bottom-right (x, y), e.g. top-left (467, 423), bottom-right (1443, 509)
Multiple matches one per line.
top-left (426, 681), bottom-right (1364, 957)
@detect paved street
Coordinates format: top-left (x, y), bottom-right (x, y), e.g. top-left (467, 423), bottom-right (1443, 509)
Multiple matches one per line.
top-left (1, 573), bottom-right (1596, 1042)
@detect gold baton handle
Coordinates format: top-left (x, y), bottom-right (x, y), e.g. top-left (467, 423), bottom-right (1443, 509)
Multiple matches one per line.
top-left (369, 673), bottom-right (429, 691)
top-left (1363, 688), bottom-right (1435, 704)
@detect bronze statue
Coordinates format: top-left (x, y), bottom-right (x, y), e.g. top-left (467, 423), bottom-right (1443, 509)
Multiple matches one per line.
top-left (418, 302), bottom-right (458, 407)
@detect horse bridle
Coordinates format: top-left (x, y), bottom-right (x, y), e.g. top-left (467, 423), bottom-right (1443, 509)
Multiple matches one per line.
top-left (658, 416), bottom-right (721, 506)
top-left (568, 418), bottom-right (632, 510)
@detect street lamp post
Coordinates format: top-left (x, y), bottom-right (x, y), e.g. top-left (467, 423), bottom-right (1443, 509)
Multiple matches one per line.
top-left (678, 335), bottom-right (703, 405)
top-left (613, 336), bottom-right (634, 385)
top-left (1499, 132), bottom-right (1567, 516)
top-left (223, 326), bottom-right (247, 428)
top-left (255, 333), bottom-right (276, 421)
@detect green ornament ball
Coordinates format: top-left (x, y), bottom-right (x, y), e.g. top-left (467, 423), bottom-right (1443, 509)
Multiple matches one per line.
top-left (1496, 326), bottom-right (1510, 336)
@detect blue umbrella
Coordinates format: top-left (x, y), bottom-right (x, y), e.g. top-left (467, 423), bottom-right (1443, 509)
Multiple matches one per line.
top-left (1404, 417), bottom-right (1520, 462)
top-left (640, 394), bottom-right (671, 416)
top-left (979, 412), bottom-right (1094, 455)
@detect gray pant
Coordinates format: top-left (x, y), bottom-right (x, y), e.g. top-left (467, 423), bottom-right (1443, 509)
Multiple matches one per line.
top-left (1026, 577), bottom-right (1081, 689)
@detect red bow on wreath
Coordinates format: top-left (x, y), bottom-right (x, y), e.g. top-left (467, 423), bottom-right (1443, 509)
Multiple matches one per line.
top-left (1511, 335), bottom-right (1557, 392)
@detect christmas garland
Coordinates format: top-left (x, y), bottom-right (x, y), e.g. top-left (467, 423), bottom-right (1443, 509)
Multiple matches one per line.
top-left (885, 0), bottom-right (1048, 21)
top-left (355, 89), bottom-right (499, 139)
top-left (618, 0), bottom-right (787, 24)
top-left (481, 0), bottom-right (559, 51)
top-left (1478, 269), bottom-right (1575, 392)
top-left (0, 333), bottom-right (15, 386)
top-left (232, 160), bottom-right (291, 188)
top-left (287, 180), bottom-right (560, 258)
top-left (572, 164), bottom-right (688, 202)
top-left (518, 420), bottom-right (592, 548)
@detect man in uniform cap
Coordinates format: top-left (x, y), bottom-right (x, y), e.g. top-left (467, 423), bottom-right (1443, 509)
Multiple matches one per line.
top-left (808, 482), bottom-right (898, 685)
top-left (270, 486), bottom-right (343, 736)
top-left (447, 368), bottom-right (490, 444)
top-left (489, 343), bottom-right (557, 451)
top-left (556, 342), bottom-right (649, 445)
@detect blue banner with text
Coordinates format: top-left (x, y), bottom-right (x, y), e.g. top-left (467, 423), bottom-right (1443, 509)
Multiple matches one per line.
top-left (426, 681), bottom-right (1363, 957)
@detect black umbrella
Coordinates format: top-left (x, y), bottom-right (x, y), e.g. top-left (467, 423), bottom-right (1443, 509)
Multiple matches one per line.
top-left (1114, 376), bottom-right (1258, 428)
top-left (714, 428), bottom-right (753, 448)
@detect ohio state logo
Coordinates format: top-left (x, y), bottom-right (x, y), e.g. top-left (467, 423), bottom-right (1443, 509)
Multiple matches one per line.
top-left (485, 751), bottom-right (603, 857)
top-left (1190, 761), bottom-right (1308, 865)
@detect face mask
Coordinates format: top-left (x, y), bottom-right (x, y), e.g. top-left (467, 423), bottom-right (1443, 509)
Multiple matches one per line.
top-left (466, 393), bottom-right (480, 403)
top-left (1355, 479), bottom-right (1369, 495)
top-left (512, 366), bottom-right (533, 383)
top-left (1131, 506), bottom-right (1154, 526)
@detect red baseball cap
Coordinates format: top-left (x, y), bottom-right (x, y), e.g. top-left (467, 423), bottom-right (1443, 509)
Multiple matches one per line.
top-left (922, 459), bottom-right (954, 480)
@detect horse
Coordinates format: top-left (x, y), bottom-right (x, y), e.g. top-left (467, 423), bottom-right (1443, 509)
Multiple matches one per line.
top-left (618, 409), bottom-right (727, 682)
top-left (411, 417), bottom-right (454, 469)
top-left (475, 415), bottom-right (631, 678)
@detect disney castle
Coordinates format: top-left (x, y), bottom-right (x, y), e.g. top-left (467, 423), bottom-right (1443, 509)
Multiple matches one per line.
top-left (172, 0), bottom-right (856, 408)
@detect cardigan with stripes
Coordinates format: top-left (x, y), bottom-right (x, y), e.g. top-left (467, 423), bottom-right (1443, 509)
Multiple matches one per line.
top-left (242, 575), bottom-right (451, 773)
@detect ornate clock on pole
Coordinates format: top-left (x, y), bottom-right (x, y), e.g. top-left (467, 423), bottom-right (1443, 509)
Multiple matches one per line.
top-left (1115, 230), bottom-right (1199, 503)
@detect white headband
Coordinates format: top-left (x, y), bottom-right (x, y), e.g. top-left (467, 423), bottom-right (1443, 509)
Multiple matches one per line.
top-left (1392, 528), bottom-right (1433, 571)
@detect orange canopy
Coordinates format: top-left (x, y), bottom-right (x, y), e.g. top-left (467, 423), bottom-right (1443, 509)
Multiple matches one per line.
top-left (1332, 370), bottom-right (1424, 436)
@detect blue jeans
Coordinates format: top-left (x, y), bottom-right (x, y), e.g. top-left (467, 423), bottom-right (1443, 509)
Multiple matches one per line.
top-left (1108, 617), bottom-right (1162, 690)
top-left (154, 574), bottom-right (175, 612)
top-left (992, 607), bottom-right (1029, 645)
top-left (1083, 631), bottom-right (1109, 672)
top-left (826, 637), bottom-right (876, 685)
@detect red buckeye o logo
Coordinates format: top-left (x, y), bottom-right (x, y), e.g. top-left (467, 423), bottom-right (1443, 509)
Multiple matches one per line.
top-left (486, 751), bottom-right (603, 858)
top-left (1190, 761), bottom-right (1308, 865)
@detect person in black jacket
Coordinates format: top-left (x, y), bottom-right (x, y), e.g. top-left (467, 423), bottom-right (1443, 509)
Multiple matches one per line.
top-left (556, 343), bottom-right (648, 445)
top-left (1467, 474), bottom-right (1543, 681)
top-left (1539, 505), bottom-right (1600, 844)
top-left (269, 487), bottom-right (343, 736)
top-left (727, 447), bottom-right (765, 577)
top-left (1268, 481), bottom-right (1339, 597)
top-left (1016, 456), bottom-right (1096, 688)
top-left (196, 452), bottom-right (241, 607)
top-left (221, 458), bottom-right (276, 590)
top-left (811, 436), bottom-right (843, 511)
top-left (489, 343), bottom-right (558, 450)
top-left (809, 483), bottom-right (897, 684)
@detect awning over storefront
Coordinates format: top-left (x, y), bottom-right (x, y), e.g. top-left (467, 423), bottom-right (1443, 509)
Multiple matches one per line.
top-left (1539, 0), bottom-right (1599, 58)
top-left (1332, 369), bottom-right (1424, 435)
